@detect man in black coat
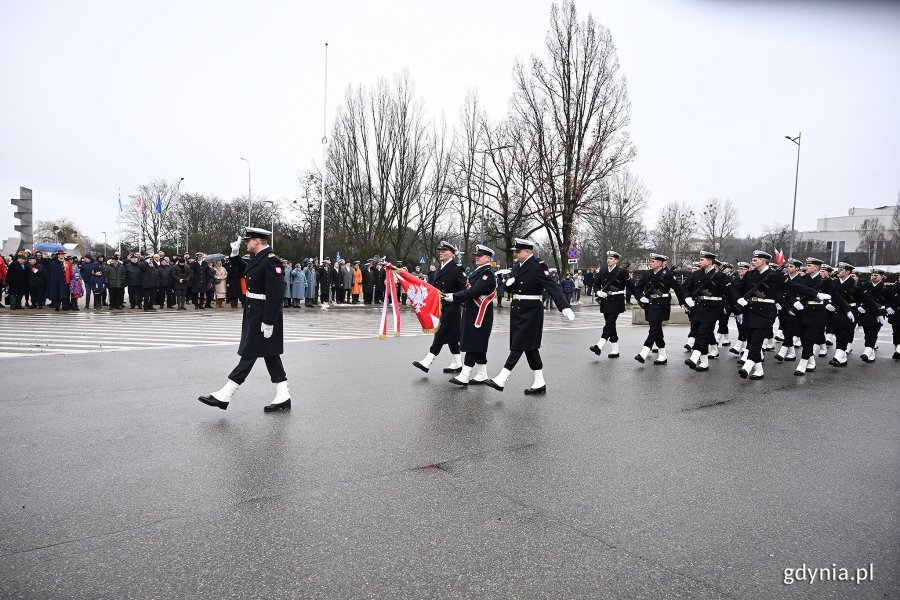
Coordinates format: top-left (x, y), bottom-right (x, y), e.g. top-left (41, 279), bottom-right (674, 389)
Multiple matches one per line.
top-left (373, 262), bottom-right (386, 302)
top-left (190, 254), bottom-right (211, 309)
top-left (199, 229), bottom-right (291, 413)
top-left (412, 241), bottom-right (467, 374)
top-left (138, 254), bottom-right (161, 311)
top-left (318, 258), bottom-right (331, 304)
top-left (124, 254), bottom-right (143, 309)
top-left (445, 245), bottom-right (497, 386)
top-left (681, 251), bottom-right (739, 371)
top-left (484, 239), bottom-right (575, 394)
top-left (855, 267), bottom-right (889, 363)
top-left (589, 250), bottom-right (636, 359)
top-left (633, 253), bottom-right (687, 365)
top-left (791, 257), bottom-right (852, 375)
top-left (26, 255), bottom-right (47, 308)
top-left (6, 254), bottom-right (29, 309)
top-left (362, 261), bottom-right (375, 304)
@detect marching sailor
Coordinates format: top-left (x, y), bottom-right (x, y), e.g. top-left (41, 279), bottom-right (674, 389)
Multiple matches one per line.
top-left (881, 274), bottom-right (900, 360)
top-left (589, 250), bottom-right (636, 358)
top-left (794, 258), bottom-right (852, 375)
top-left (682, 251), bottom-right (738, 371)
top-left (199, 227), bottom-right (292, 412)
top-left (855, 267), bottom-right (889, 363)
top-left (773, 258), bottom-right (804, 363)
top-left (485, 239), bottom-right (575, 394)
top-left (634, 253), bottom-right (686, 365)
top-left (444, 244), bottom-right (497, 385)
top-left (716, 262), bottom-right (735, 347)
top-left (729, 261), bottom-right (751, 357)
top-left (412, 241), bottom-right (467, 374)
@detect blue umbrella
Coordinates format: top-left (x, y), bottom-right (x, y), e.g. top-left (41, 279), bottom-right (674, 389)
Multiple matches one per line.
top-left (34, 242), bottom-right (65, 253)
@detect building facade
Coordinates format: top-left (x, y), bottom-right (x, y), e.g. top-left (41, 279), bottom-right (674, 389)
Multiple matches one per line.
top-left (799, 205), bottom-right (896, 265)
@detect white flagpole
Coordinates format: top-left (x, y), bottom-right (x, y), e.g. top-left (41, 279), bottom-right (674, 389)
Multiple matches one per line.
top-left (319, 42), bottom-right (328, 271)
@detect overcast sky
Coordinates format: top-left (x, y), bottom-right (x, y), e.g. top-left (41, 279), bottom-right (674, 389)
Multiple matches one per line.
top-left (2, 0), bottom-right (898, 247)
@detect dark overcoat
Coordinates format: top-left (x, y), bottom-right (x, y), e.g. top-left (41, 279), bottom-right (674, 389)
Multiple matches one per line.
top-left (430, 260), bottom-right (467, 348)
top-left (505, 256), bottom-right (569, 351)
top-left (595, 265), bottom-right (636, 315)
top-left (638, 267), bottom-right (685, 322)
top-left (683, 267), bottom-right (737, 324)
top-left (451, 264), bottom-right (496, 353)
top-left (236, 249), bottom-right (284, 358)
top-left (47, 258), bottom-right (69, 300)
top-left (855, 280), bottom-right (886, 328)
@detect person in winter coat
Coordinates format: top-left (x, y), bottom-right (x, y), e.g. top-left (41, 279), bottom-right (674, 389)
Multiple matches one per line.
top-left (213, 260), bottom-right (228, 308)
top-left (138, 254), bottom-right (161, 311)
top-left (6, 254), bottom-right (29, 309)
top-left (373, 263), bottom-right (386, 303)
top-left (103, 255), bottom-right (127, 309)
top-left (330, 260), bottom-right (343, 303)
top-left (90, 265), bottom-right (106, 309)
top-left (304, 261), bottom-right (317, 307)
top-left (573, 271), bottom-right (583, 302)
top-left (291, 264), bottom-right (306, 308)
top-left (361, 262), bottom-right (375, 304)
top-left (172, 257), bottom-right (191, 310)
top-left (157, 257), bottom-right (174, 308)
top-left (224, 256), bottom-right (245, 308)
top-left (47, 251), bottom-right (70, 310)
top-left (351, 261), bottom-right (362, 303)
top-left (560, 273), bottom-right (575, 305)
top-left (78, 255), bottom-right (98, 308)
top-left (26, 256), bottom-right (47, 308)
top-left (318, 259), bottom-right (331, 304)
top-left (124, 254), bottom-right (144, 309)
top-left (190, 254), bottom-right (212, 309)
top-left (282, 260), bottom-right (294, 308)
top-left (341, 261), bottom-right (353, 302)
top-left (0, 255), bottom-right (7, 308)
top-left (67, 257), bottom-right (83, 310)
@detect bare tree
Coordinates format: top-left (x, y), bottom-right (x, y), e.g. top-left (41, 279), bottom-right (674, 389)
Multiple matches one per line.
top-left (34, 219), bottom-right (83, 245)
top-left (651, 202), bottom-right (696, 268)
top-left (448, 90), bottom-right (485, 255)
top-left (121, 179), bottom-right (182, 252)
top-left (759, 224), bottom-right (792, 255)
top-left (857, 217), bottom-right (886, 265)
top-left (581, 169), bottom-right (648, 262)
top-left (698, 197), bottom-right (740, 255)
top-left (513, 0), bottom-right (636, 269)
top-left (886, 201), bottom-right (900, 263)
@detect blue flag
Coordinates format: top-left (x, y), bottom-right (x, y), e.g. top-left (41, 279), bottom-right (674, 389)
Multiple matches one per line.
top-left (118, 191), bottom-right (122, 213)
top-left (156, 194), bottom-right (162, 213)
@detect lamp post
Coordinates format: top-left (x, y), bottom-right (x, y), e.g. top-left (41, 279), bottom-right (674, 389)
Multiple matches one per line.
top-left (172, 177), bottom-right (185, 254)
top-left (100, 231), bottom-right (107, 255)
top-left (262, 200), bottom-right (275, 250)
top-left (475, 145), bottom-right (513, 244)
top-left (240, 157), bottom-right (251, 227)
top-left (785, 132), bottom-right (801, 259)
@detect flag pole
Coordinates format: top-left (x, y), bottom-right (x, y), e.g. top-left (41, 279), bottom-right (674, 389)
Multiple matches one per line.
top-left (318, 42), bottom-right (328, 274)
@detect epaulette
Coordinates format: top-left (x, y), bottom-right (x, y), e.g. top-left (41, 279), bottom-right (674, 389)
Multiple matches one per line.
top-left (268, 253), bottom-right (277, 258)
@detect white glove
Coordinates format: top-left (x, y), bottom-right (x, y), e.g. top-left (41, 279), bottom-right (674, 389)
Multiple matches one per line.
top-left (847, 312), bottom-right (855, 323)
top-left (792, 301), bottom-right (804, 311)
top-left (737, 298), bottom-right (748, 307)
top-left (684, 297), bottom-right (695, 308)
top-left (639, 296), bottom-right (650, 304)
top-left (857, 306), bottom-right (866, 314)
top-left (887, 307), bottom-right (895, 316)
top-left (878, 315), bottom-right (886, 326)
top-left (230, 237), bottom-right (241, 257)
top-left (261, 323), bottom-right (274, 338)
top-left (736, 314), bottom-right (743, 325)
top-left (505, 277), bottom-right (516, 287)
top-left (562, 308), bottom-right (575, 321)
top-left (682, 305), bottom-right (690, 314)
top-left (816, 292), bottom-right (831, 301)
top-left (825, 303), bottom-right (836, 312)
top-left (442, 293), bottom-right (454, 303)
top-left (596, 290), bottom-right (608, 298)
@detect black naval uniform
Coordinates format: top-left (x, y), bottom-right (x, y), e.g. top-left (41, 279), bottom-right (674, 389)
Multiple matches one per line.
top-left (594, 264), bottom-right (636, 343)
top-left (638, 267), bottom-right (686, 351)
top-left (796, 271), bottom-right (850, 361)
top-left (227, 247), bottom-right (287, 384)
top-left (504, 255), bottom-right (570, 370)
top-left (451, 264), bottom-right (497, 367)
top-left (775, 271), bottom-right (805, 359)
top-left (883, 282), bottom-right (900, 357)
top-left (829, 274), bottom-right (864, 356)
top-left (855, 278), bottom-right (887, 354)
top-left (429, 259), bottom-right (467, 356)
top-left (684, 266), bottom-right (737, 358)
top-left (736, 267), bottom-right (819, 366)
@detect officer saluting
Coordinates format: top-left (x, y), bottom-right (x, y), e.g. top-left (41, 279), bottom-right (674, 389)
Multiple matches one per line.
top-left (485, 239), bottom-right (574, 394)
top-left (199, 227), bottom-right (292, 412)
top-left (443, 244), bottom-right (497, 386)
top-left (413, 241), bottom-right (467, 374)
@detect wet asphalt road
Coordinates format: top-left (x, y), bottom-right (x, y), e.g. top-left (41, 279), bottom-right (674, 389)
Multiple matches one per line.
top-left (0, 306), bottom-right (897, 599)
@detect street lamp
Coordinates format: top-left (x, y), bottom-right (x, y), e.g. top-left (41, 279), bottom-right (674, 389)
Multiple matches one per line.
top-left (173, 177), bottom-right (185, 254)
top-left (262, 200), bottom-right (276, 250)
top-left (100, 231), bottom-right (107, 254)
top-left (785, 133), bottom-right (801, 259)
top-left (240, 157), bottom-right (251, 227)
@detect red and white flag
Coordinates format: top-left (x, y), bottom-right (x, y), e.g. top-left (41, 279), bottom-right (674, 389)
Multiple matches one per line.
top-left (774, 249), bottom-right (785, 266)
top-left (378, 264), bottom-right (442, 338)
top-left (139, 195), bottom-right (145, 214)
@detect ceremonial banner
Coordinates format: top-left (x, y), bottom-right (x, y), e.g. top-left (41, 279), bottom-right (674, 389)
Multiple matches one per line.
top-left (774, 249), bottom-right (785, 266)
top-left (378, 263), bottom-right (442, 338)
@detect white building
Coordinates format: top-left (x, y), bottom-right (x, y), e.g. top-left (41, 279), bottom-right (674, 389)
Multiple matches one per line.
top-left (799, 206), bottom-right (896, 265)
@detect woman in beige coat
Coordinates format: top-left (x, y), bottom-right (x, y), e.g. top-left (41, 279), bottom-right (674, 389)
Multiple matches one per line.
top-left (213, 260), bottom-right (228, 307)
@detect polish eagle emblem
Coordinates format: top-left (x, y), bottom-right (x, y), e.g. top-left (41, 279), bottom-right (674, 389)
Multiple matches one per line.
top-left (407, 284), bottom-right (429, 313)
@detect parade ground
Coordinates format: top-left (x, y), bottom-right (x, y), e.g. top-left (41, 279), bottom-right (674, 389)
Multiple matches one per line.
top-left (0, 306), bottom-right (897, 599)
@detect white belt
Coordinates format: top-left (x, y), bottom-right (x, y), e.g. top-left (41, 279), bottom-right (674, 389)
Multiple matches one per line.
top-left (750, 297), bottom-right (775, 303)
top-left (649, 293), bottom-right (669, 298)
top-left (698, 296), bottom-right (723, 301)
top-left (608, 290), bottom-right (625, 295)
top-left (805, 300), bottom-right (823, 305)
top-left (512, 294), bottom-right (542, 301)
top-left (246, 292), bottom-right (266, 300)
top-left (847, 303), bottom-right (857, 307)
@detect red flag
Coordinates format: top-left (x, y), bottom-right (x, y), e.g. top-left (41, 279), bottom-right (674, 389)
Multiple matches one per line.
top-left (139, 195), bottom-right (145, 214)
top-left (774, 249), bottom-right (785, 266)
top-left (378, 264), bottom-right (442, 337)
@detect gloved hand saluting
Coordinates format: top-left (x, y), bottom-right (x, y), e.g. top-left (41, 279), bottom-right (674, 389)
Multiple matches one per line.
top-left (261, 323), bottom-right (274, 338)
top-left (562, 308), bottom-right (575, 321)
top-left (230, 236), bottom-right (241, 257)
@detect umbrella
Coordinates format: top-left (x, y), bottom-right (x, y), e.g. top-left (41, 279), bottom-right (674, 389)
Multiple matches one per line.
top-left (203, 253), bottom-right (226, 263)
top-left (34, 242), bottom-right (65, 253)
